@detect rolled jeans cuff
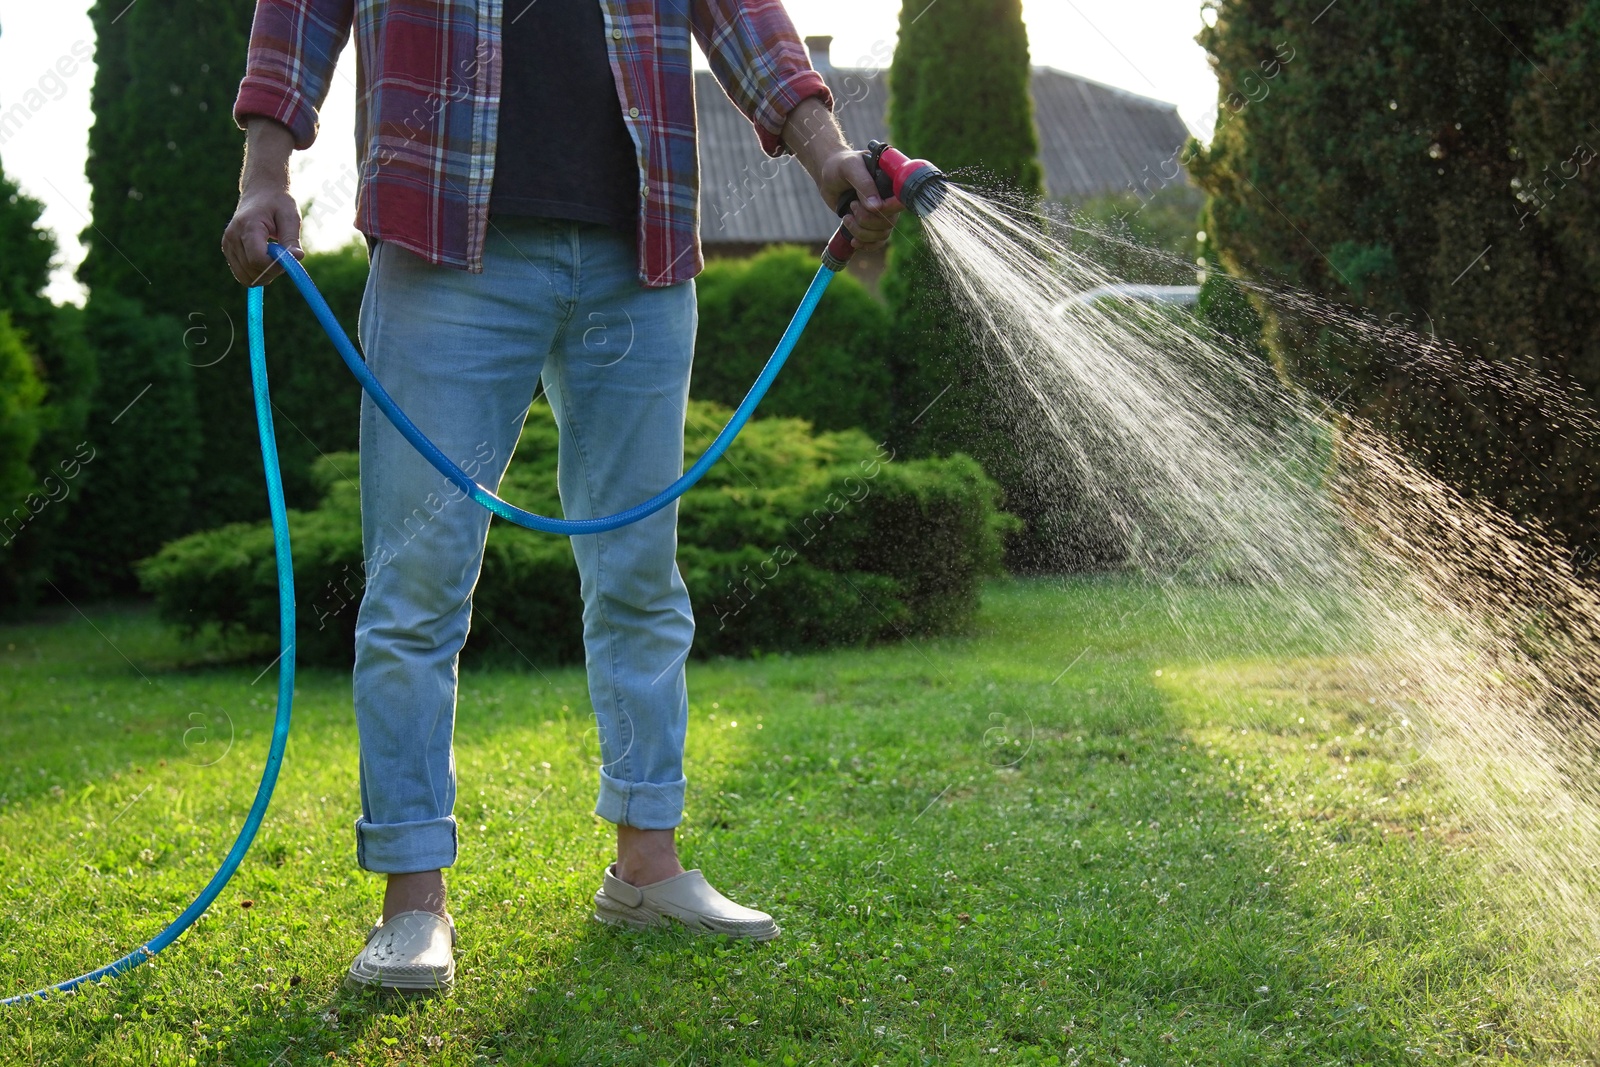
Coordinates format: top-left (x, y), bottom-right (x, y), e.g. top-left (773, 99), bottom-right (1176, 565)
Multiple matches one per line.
top-left (354, 815), bottom-right (458, 874)
top-left (595, 770), bottom-right (686, 830)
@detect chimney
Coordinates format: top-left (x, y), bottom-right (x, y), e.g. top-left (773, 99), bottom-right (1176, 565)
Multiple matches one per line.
top-left (804, 36), bottom-right (834, 77)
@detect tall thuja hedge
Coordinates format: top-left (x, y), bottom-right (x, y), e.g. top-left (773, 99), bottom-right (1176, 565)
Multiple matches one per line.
top-left (0, 171), bottom-right (95, 604)
top-left (80, 0), bottom-right (258, 534)
top-left (56, 243), bottom-right (367, 593)
top-left (1188, 0), bottom-right (1600, 561)
top-left (52, 294), bottom-right (200, 595)
top-left (883, 0), bottom-right (1060, 564)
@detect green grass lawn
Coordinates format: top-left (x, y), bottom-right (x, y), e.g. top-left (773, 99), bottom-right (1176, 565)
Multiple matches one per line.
top-left (0, 578), bottom-right (1593, 1065)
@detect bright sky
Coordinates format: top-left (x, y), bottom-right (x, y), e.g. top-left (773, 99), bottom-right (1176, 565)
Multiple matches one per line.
top-left (0, 1), bottom-right (1217, 305)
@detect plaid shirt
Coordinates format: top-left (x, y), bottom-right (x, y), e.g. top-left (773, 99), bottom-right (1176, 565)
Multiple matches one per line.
top-left (233, 0), bottom-right (831, 286)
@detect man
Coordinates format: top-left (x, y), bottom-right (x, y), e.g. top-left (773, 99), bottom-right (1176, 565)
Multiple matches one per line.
top-left (222, 0), bottom-right (899, 994)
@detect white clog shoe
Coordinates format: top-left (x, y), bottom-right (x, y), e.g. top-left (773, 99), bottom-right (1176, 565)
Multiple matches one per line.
top-left (593, 865), bottom-right (779, 941)
top-left (345, 910), bottom-right (457, 994)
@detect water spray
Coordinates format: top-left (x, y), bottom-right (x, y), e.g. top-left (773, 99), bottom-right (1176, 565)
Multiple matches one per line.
top-left (914, 183), bottom-right (1600, 987)
top-left (5, 143), bottom-right (948, 1004)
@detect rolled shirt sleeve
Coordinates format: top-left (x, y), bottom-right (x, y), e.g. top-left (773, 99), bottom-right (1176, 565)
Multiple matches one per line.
top-left (689, 0), bottom-right (834, 157)
top-left (232, 0), bottom-right (356, 150)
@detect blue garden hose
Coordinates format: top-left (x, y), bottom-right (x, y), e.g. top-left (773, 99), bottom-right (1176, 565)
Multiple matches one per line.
top-left (2, 283), bottom-right (298, 1006)
top-left (6, 239), bottom-right (842, 1004)
top-left (266, 241), bottom-right (838, 535)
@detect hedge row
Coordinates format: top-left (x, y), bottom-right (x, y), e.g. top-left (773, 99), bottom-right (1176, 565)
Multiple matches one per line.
top-left (137, 401), bottom-right (1016, 666)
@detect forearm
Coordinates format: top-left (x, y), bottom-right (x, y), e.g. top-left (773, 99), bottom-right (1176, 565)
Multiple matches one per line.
top-left (781, 97), bottom-right (852, 191)
top-left (780, 95), bottom-right (900, 252)
top-left (223, 118), bottom-right (303, 286)
top-left (240, 117), bottom-right (296, 193)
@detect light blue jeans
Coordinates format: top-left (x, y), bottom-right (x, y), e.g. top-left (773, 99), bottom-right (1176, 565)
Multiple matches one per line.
top-left (352, 218), bottom-right (696, 874)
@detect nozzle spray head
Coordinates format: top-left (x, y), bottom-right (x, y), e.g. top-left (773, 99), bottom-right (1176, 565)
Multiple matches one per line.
top-left (867, 141), bottom-right (949, 217)
top-left (820, 141), bottom-right (950, 271)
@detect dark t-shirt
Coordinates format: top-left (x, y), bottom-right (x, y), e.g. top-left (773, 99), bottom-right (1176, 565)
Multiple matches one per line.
top-left (489, 0), bottom-right (641, 231)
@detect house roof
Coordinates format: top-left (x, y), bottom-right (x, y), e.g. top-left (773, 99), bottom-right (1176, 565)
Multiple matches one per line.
top-left (695, 43), bottom-right (1192, 248)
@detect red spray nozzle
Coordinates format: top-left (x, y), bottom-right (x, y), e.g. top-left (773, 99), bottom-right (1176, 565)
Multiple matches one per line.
top-left (820, 141), bottom-right (950, 272)
top-left (869, 142), bottom-right (948, 216)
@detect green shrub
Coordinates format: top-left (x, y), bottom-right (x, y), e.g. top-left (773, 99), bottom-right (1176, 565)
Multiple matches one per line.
top-left (138, 401), bottom-right (1015, 666)
top-left (1062, 184), bottom-right (1206, 286)
top-left (883, 0), bottom-right (1044, 461)
top-left (82, 0), bottom-right (259, 529)
top-left (0, 175), bottom-right (55, 325)
top-left (692, 246), bottom-right (892, 439)
top-left (881, 0), bottom-right (1061, 569)
top-left (0, 313), bottom-right (45, 549)
top-left (1195, 214), bottom-right (1268, 365)
top-left (0, 174), bottom-right (97, 604)
top-left (670, 405), bottom-right (1013, 656)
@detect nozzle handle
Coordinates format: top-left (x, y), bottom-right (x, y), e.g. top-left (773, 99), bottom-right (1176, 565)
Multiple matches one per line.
top-left (822, 144), bottom-right (895, 272)
top-left (822, 223), bottom-right (856, 272)
top-left (834, 144), bottom-right (897, 219)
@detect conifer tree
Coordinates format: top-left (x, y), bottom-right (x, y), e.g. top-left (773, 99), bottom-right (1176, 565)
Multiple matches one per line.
top-left (884, 0), bottom-right (1079, 566)
top-left (0, 171), bottom-right (94, 602)
top-left (79, 0), bottom-right (259, 530)
top-left (1188, 0), bottom-right (1600, 562)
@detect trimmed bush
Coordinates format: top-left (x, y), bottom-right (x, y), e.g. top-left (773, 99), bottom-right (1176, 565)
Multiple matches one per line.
top-left (138, 401), bottom-right (1015, 666)
top-left (692, 246), bottom-right (893, 439)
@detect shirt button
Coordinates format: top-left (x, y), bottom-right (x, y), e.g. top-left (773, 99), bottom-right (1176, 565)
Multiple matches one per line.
top-left (611, 28), bottom-right (623, 40)
top-left (628, 107), bottom-right (640, 119)
top-left (640, 183), bottom-right (650, 198)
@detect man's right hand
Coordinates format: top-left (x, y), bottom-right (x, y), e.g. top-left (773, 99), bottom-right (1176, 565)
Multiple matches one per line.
top-left (222, 117), bottom-right (303, 287)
